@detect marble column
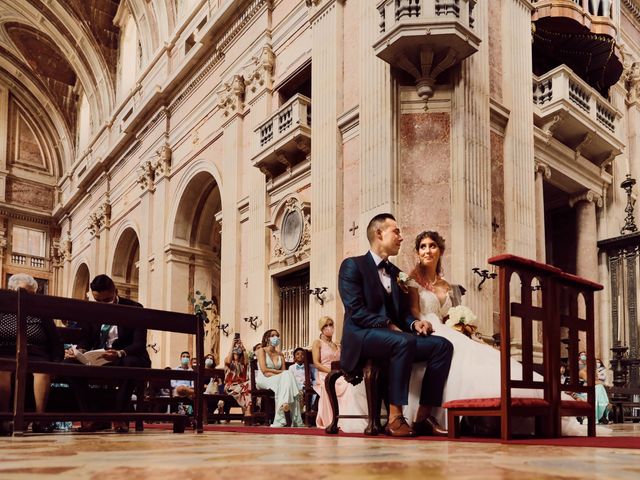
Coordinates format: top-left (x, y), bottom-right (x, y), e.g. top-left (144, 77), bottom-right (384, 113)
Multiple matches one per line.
top-left (570, 190), bottom-right (602, 356)
top-left (450, 0), bottom-right (492, 333)
top-left (243, 45), bottom-right (273, 350)
top-left (534, 161), bottom-right (550, 262)
top-left (309, 0), bottom-right (344, 336)
top-left (219, 98), bottom-right (244, 348)
top-left (358, 0), bottom-right (394, 251)
top-left (502, 0), bottom-right (536, 257)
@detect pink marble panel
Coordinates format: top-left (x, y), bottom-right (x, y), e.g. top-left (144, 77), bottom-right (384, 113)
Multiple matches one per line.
top-left (397, 112), bottom-right (451, 273)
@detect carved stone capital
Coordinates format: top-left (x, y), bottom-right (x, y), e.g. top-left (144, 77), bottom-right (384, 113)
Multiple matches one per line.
top-left (217, 75), bottom-right (246, 117)
top-left (569, 190), bottom-right (603, 209)
top-left (136, 160), bottom-right (157, 192)
top-left (534, 161), bottom-right (551, 180)
top-left (244, 45), bottom-right (275, 97)
top-left (625, 61), bottom-right (640, 105)
top-left (155, 144), bottom-right (172, 177)
top-left (87, 202), bottom-right (111, 237)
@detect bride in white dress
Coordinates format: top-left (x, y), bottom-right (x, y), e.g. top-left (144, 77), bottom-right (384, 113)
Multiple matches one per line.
top-left (404, 231), bottom-right (595, 436)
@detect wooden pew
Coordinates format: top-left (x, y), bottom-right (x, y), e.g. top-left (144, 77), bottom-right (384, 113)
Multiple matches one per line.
top-left (0, 288), bottom-right (205, 435)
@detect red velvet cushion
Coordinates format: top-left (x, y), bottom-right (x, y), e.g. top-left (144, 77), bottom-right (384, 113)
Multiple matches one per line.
top-left (443, 397), bottom-right (550, 409)
top-left (560, 400), bottom-right (593, 410)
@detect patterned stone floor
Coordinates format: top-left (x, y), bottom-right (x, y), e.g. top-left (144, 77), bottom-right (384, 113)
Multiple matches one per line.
top-left (1, 423), bottom-right (639, 479)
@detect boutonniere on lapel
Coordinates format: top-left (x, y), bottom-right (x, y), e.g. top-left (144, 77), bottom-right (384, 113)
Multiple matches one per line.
top-left (396, 271), bottom-right (411, 294)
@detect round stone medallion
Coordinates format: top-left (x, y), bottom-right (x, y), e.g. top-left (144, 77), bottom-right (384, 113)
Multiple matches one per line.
top-left (281, 208), bottom-right (304, 252)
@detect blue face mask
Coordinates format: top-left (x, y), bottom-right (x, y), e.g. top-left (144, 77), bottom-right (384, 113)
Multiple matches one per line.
top-left (181, 357), bottom-right (190, 366)
top-left (270, 336), bottom-right (280, 347)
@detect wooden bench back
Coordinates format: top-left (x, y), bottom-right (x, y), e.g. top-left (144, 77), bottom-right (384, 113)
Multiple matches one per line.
top-left (0, 288), bottom-right (206, 434)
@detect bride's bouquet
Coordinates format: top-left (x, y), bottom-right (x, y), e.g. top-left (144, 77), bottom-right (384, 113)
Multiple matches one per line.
top-left (445, 305), bottom-right (478, 338)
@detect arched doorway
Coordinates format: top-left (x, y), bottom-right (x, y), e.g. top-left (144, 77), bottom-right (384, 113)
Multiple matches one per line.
top-left (111, 228), bottom-right (140, 301)
top-left (170, 171), bottom-right (222, 364)
top-left (71, 263), bottom-right (90, 300)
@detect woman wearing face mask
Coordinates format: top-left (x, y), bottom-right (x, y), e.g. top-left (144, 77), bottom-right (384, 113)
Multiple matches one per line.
top-left (222, 340), bottom-right (251, 418)
top-left (256, 329), bottom-right (303, 427)
top-left (311, 316), bottom-right (368, 431)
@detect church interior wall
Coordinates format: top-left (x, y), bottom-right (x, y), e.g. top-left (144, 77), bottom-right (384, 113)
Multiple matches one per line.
top-left (2, 0), bottom-right (640, 368)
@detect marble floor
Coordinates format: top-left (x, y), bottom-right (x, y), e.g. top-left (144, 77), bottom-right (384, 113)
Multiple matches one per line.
top-left (1, 424), bottom-right (639, 480)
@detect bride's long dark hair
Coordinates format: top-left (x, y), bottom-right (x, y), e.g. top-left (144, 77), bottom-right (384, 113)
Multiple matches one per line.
top-left (410, 230), bottom-right (446, 290)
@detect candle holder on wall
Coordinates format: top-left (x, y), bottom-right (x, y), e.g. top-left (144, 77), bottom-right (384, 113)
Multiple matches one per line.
top-left (243, 316), bottom-right (261, 331)
top-left (309, 287), bottom-right (328, 305)
top-left (218, 323), bottom-right (231, 337)
top-left (472, 267), bottom-right (497, 291)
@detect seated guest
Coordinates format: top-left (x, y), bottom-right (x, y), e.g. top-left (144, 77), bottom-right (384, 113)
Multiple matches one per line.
top-left (288, 347), bottom-right (315, 391)
top-left (0, 273), bottom-right (63, 434)
top-left (311, 316), bottom-right (367, 431)
top-left (171, 351), bottom-right (195, 398)
top-left (65, 274), bottom-right (150, 433)
top-left (256, 329), bottom-right (303, 427)
top-left (223, 337), bottom-right (251, 419)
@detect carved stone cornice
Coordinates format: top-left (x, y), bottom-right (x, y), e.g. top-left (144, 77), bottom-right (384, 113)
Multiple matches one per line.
top-left (569, 190), bottom-right (603, 209)
top-left (622, 0), bottom-right (640, 23)
top-left (534, 160), bottom-right (551, 179)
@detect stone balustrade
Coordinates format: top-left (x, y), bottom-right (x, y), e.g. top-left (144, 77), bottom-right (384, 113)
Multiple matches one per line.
top-left (533, 65), bottom-right (622, 164)
top-left (252, 94), bottom-right (311, 178)
top-left (10, 253), bottom-right (49, 270)
top-left (373, 0), bottom-right (480, 103)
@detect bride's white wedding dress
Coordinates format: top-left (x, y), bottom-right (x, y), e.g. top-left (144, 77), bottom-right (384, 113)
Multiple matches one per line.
top-left (404, 284), bottom-right (601, 436)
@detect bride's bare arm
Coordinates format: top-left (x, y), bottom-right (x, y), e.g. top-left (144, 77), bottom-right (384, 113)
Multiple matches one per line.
top-left (408, 286), bottom-right (420, 320)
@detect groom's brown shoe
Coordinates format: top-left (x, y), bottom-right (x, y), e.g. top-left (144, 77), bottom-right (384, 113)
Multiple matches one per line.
top-left (384, 416), bottom-right (416, 437)
top-left (414, 415), bottom-right (447, 437)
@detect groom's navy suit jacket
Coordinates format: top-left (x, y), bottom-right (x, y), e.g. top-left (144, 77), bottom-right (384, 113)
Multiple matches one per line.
top-left (338, 251), bottom-right (416, 373)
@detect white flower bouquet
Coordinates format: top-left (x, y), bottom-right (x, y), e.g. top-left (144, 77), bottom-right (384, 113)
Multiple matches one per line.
top-left (446, 305), bottom-right (478, 338)
top-left (445, 305), bottom-right (477, 326)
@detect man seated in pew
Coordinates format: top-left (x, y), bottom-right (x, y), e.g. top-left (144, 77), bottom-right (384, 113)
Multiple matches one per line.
top-left (0, 273), bottom-right (63, 435)
top-left (64, 274), bottom-right (150, 433)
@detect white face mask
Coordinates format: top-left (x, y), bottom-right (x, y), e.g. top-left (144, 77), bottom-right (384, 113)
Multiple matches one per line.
top-left (205, 358), bottom-right (214, 368)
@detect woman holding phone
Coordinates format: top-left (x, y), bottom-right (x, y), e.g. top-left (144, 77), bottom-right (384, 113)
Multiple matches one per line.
top-left (223, 333), bottom-right (251, 418)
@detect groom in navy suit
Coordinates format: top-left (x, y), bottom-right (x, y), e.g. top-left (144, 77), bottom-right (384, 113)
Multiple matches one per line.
top-left (338, 213), bottom-right (452, 437)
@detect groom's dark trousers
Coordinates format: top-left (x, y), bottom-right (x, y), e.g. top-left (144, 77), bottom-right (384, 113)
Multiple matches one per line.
top-left (339, 252), bottom-right (452, 406)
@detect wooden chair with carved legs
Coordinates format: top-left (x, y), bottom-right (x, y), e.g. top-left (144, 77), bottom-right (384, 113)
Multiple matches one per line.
top-left (324, 358), bottom-right (386, 435)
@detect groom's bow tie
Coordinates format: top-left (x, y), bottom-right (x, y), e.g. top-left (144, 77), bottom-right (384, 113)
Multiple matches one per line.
top-left (378, 260), bottom-right (393, 275)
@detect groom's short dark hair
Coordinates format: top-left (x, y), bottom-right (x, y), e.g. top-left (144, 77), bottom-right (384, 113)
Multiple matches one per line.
top-left (366, 213), bottom-right (396, 243)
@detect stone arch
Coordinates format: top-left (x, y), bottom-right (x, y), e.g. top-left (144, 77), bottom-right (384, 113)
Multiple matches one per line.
top-left (71, 262), bottom-right (90, 300)
top-left (167, 165), bottom-right (222, 364)
top-left (167, 159), bottom-right (223, 244)
top-left (111, 227), bottom-right (140, 301)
